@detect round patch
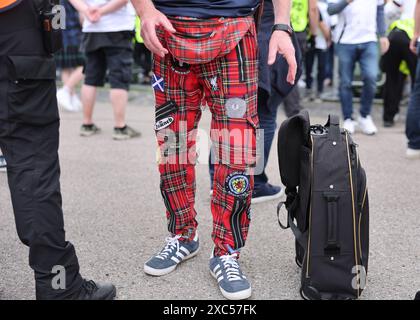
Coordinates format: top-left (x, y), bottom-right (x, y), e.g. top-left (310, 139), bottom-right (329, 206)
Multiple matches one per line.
top-left (226, 98), bottom-right (247, 118)
top-left (226, 173), bottom-right (250, 197)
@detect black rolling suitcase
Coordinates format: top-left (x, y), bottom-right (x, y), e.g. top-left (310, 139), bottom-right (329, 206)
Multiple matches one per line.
top-left (277, 111), bottom-right (369, 300)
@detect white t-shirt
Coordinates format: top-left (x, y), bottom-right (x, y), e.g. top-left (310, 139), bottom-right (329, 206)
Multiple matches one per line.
top-left (316, 1), bottom-right (331, 50)
top-left (82, 0), bottom-right (136, 33)
top-left (328, 0), bottom-right (385, 44)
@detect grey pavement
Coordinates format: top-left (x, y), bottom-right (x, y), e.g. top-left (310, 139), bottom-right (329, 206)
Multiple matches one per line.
top-left (0, 86), bottom-right (419, 300)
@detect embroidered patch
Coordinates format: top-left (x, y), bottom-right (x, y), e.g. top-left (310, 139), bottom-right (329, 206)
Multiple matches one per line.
top-left (210, 76), bottom-right (218, 91)
top-left (152, 73), bottom-right (165, 92)
top-left (155, 117), bottom-right (174, 131)
top-left (155, 101), bottom-right (177, 131)
top-left (225, 173), bottom-right (250, 197)
top-left (171, 58), bottom-right (191, 75)
top-left (226, 98), bottom-right (246, 118)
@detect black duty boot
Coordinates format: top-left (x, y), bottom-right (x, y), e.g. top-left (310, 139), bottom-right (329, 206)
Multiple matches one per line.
top-left (70, 279), bottom-right (116, 300)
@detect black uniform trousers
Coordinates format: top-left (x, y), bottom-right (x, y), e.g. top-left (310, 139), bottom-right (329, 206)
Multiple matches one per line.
top-left (0, 0), bottom-right (83, 299)
top-left (381, 28), bottom-right (417, 122)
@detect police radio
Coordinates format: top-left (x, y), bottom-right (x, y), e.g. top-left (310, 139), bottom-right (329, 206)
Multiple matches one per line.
top-left (36, 0), bottom-right (63, 54)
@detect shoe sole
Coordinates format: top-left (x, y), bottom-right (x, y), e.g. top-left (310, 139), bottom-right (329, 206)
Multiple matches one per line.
top-left (103, 286), bottom-right (117, 300)
top-left (407, 154), bottom-right (420, 160)
top-left (144, 247), bottom-right (200, 277)
top-left (80, 131), bottom-right (100, 137)
top-left (112, 134), bottom-right (141, 141)
top-left (251, 187), bottom-right (285, 204)
top-left (210, 270), bottom-right (252, 300)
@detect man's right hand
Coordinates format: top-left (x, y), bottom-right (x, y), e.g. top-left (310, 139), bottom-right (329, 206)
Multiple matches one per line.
top-left (139, 7), bottom-right (176, 57)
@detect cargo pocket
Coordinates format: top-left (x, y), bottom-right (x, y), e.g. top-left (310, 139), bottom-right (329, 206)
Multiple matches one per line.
top-left (7, 55), bottom-right (59, 125)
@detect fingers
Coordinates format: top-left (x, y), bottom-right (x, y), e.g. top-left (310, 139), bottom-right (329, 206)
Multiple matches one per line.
top-left (161, 16), bottom-right (176, 34)
top-left (267, 42), bottom-right (277, 66)
top-left (285, 53), bottom-right (297, 85)
top-left (142, 24), bottom-right (168, 57)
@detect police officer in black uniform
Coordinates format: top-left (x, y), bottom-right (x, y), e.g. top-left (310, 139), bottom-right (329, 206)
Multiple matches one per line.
top-left (0, 0), bottom-right (115, 299)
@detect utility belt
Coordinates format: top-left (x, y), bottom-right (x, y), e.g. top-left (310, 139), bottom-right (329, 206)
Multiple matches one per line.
top-left (35, 0), bottom-right (63, 54)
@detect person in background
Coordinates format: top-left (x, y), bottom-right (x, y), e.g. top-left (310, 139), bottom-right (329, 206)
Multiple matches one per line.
top-left (56, 0), bottom-right (85, 112)
top-left (305, 0), bottom-right (332, 102)
top-left (381, 0), bottom-right (416, 128)
top-left (0, 0), bottom-right (116, 299)
top-left (328, 0), bottom-right (389, 135)
top-left (406, 0), bottom-right (420, 158)
top-left (284, 0), bottom-right (319, 115)
top-left (324, 11), bottom-right (338, 87)
top-left (134, 17), bottom-right (152, 85)
top-left (69, 0), bottom-right (141, 140)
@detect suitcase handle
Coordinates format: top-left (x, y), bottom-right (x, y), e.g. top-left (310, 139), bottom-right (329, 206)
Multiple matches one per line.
top-left (323, 192), bottom-right (341, 255)
top-left (326, 114), bottom-right (341, 142)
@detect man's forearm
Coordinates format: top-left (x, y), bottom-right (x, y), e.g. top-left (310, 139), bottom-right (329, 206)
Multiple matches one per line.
top-left (100, 0), bottom-right (129, 15)
top-left (130, 0), bottom-right (157, 19)
top-left (272, 0), bottom-right (291, 25)
top-left (328, 0), bottom-right (351, 16)
top-left (414, 0), bottom-right (420, 39)
top-left (308, 0), bottom-right (319, 36)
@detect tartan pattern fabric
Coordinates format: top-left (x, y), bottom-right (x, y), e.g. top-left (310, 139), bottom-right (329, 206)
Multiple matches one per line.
top-left (157, 16), bottom-right (255, 65)
top-left (153, 17), bottom-right (258, 257)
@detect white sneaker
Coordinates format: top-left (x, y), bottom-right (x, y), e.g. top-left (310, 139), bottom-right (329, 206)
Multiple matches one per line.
top-left (406, 148), bottom-right (420, 159)
top-left (71, 94), bottom-right (82, 112)
top-left (57, 87), bottom-right (75, 112)
top-left (358, 115), bottom-right (378, 135)
top-left (343, 119), bottom-right (356, 134)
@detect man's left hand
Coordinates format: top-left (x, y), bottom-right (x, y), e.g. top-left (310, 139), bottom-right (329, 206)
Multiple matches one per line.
top-left (268, 30), bottom-right (297, 85)
top-left (379, 37), bottom-right (390, 55)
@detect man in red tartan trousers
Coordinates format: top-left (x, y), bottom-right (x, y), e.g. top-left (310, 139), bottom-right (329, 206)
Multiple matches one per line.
top-left (131, 0), bottom-right (297, 299)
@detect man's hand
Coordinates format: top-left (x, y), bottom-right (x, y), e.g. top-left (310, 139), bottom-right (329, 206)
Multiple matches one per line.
top-left (139, 6), bottom-right (176, 57)
top-left (410, 36), bottom-right (419, 54)
top-left (379, 37), bottom-right (390, 55)
top-left (268, 31), bottom-right (297, 85)
top-left (87, 6), bottom-right (102, 22)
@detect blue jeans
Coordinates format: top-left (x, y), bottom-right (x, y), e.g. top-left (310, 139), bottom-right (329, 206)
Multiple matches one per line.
top-left (406, 45), bottom-right (420, 150)
top-left (335, 42), bottom-right (378, 120)
top-left (305, 48), bottom-right (328, 93)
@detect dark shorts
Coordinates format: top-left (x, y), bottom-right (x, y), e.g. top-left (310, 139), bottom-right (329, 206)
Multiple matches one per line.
top-left (84, 46), bottom-right (133, 90)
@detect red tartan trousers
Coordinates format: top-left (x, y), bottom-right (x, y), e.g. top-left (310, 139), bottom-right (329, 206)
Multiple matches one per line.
top-left (153, 16), bottom-right (258, 256)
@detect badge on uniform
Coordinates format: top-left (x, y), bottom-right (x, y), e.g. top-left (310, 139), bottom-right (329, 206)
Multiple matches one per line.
top-left (152, 73), bottom-right (165, 92)
top-left (225, 98), bottom-right (246, 119)
top-left (225, 173), bottom-right (250, 197)
top-left (155, 101), bottom-right (177, 131)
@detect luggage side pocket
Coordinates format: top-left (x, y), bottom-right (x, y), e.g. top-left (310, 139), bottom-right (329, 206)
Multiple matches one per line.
top-left (7, 55), bottom-right (59, 125)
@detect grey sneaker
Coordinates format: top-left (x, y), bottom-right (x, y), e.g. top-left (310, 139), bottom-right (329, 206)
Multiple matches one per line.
top-left (144, 233), bottom-right (199, 276)
top-left (0, 155), bottom-right (7, 172)
top-left (80, 124), bottom-right (101, 137)
top-left (113, 125), bottom-right (141, 140)
top-left (210, 252), bottom-right (251, 300)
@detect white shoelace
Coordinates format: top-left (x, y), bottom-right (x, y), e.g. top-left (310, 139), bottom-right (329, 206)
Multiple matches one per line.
top-left (156, 235), bottom-right (181, 260)
top-left (220, 253), bottom-right (243, 282)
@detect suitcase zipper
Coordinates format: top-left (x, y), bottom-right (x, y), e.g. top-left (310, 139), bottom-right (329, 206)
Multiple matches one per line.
top-left (358, 186), bottom-right (368, 263)
top-left (345, 133), bottom-right (360, 298)
top-left (305, 136), bottom-right (314, 278)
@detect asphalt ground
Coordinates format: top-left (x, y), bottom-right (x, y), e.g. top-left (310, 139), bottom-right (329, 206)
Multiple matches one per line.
top-left (0, 86), bottom-right (419, 300)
